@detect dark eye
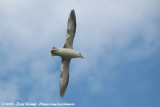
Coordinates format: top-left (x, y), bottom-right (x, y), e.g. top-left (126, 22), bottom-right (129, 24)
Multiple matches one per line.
top-left (79, 53), bottom-right (81, 55)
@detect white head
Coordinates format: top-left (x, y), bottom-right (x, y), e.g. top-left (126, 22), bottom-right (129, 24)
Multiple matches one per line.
top-left (78, 52), bottom-right (84, 58)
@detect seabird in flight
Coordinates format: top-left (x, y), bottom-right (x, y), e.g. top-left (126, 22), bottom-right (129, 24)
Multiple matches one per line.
top-left (51, 9), bottom-right (83, 98)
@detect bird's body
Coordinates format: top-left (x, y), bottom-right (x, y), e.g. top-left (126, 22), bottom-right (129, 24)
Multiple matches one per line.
top-left (51, 48), bottom-right (83, 58)
top-left (50, 9), bottom-right (83, 98)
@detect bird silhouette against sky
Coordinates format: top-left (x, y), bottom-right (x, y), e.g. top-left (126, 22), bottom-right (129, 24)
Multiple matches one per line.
top-left (51, 9), bottom-right (83, 98)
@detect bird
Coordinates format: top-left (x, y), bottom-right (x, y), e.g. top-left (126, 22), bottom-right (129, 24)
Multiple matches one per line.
top-left (50, 9), bottom-right (83, 98)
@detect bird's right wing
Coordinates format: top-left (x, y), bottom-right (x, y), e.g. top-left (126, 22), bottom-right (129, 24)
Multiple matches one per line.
top-left (59, 58), bottom-right (71, 98)
top-left (63, 9), bottom-right (76, 49)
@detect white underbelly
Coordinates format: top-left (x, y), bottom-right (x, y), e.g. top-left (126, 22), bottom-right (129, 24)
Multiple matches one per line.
top-left (55, 48), bottom-right (77, 58)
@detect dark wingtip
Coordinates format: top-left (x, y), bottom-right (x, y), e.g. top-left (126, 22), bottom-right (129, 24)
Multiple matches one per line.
top-left (70, 9), bottom-right (76, 18)
top-left (60, 92), bottom-right (64, 98)
top-left (60, 94), bottom-right (63, 98)
top-left (67, 9), bottom-right (76, 33)
top-left (71, 9), bottom-right (75, 13)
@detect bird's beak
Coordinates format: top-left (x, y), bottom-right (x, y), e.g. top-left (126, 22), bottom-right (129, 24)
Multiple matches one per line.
top-left (81, 55), bottom-right (84, 59)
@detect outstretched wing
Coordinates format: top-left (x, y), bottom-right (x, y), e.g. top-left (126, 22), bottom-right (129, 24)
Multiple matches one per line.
top-left (63, 9), bottom-right (76, 49)
top-left (59, 58), bottom-right (71, 98)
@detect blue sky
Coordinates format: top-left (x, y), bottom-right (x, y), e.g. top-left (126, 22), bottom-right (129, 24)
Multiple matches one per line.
top-left (0, 0), bottom-right (160, 107)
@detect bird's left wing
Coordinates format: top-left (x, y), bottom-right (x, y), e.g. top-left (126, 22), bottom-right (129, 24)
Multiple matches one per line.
top-left (63, 9), bottom-right (76, 49)
top-left (59, 58), bottom-right (71, 98)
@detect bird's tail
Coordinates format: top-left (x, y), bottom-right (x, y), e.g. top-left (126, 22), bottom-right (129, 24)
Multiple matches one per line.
top-left (51, 47), bottom-right (58, 56)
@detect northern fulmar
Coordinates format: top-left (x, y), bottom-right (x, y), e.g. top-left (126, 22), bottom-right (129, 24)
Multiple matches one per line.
top-left (50, 9), bottom-right (83, 98)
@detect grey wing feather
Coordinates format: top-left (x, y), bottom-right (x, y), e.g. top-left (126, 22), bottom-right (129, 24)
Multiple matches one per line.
top-left (63, 9), bottom-right (76, 49)
top-left (59, 58), bottom-right (71, 98)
